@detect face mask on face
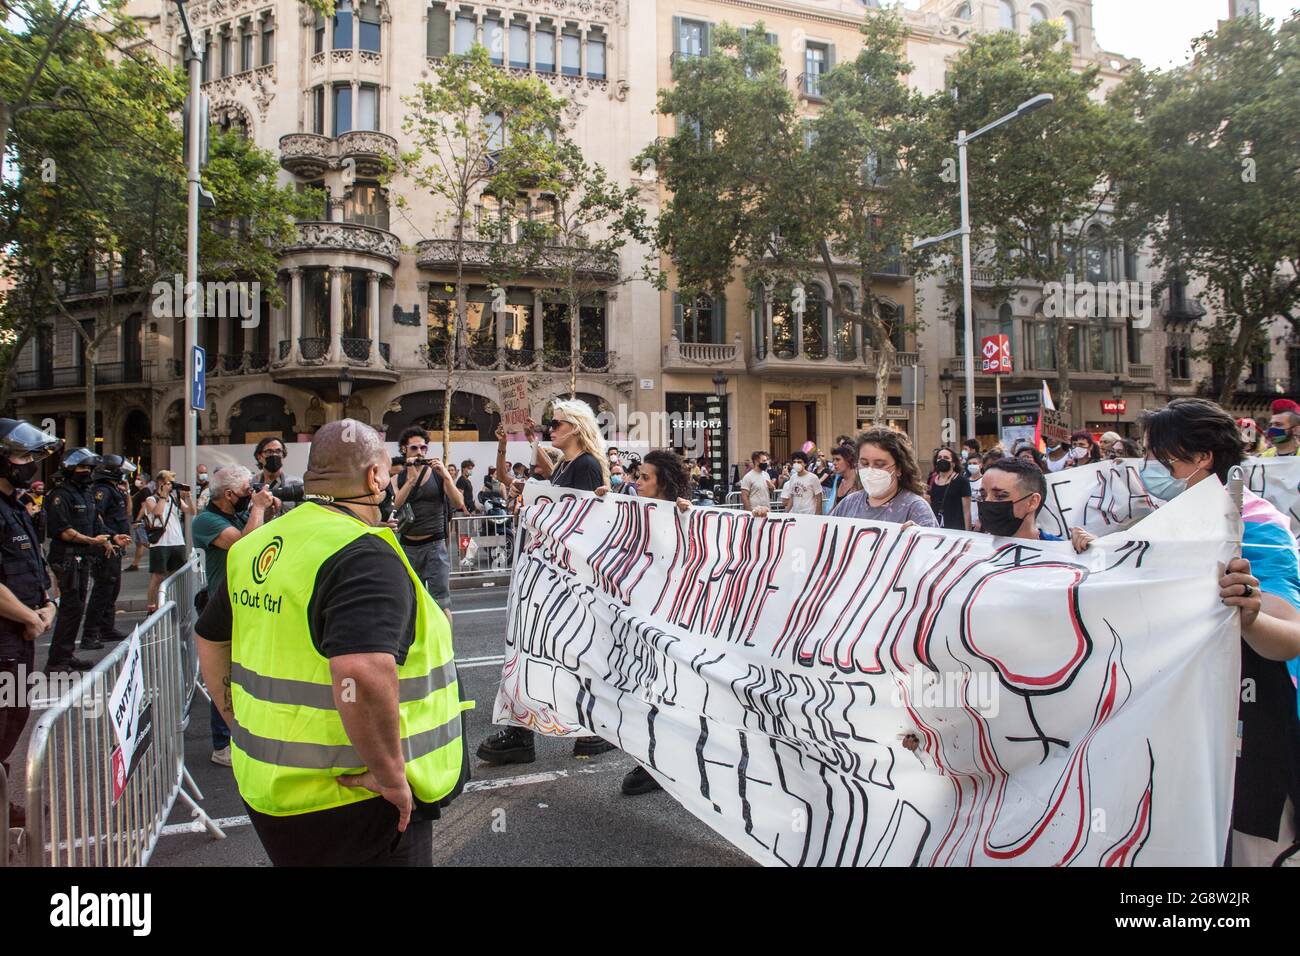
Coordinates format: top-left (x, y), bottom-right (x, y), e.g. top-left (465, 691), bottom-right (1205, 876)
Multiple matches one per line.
top-left (1139, 459), bottom-right (1201, 501)
top-left (71, 469), bottom-right (92, 487)
top-left (3, 459), bottom-right (39, 486)
top-left (935, 459), bottom-right (953, 474)
top-left (262, 454), bottom-right (283, 474)
top-left (792, 462), bottom-right (804, 474)
top-left (979, 495), bottom-right (1034, 537)
top-left (860, 467), bottom-right (894, 498)
top-left (1070, 446), bottom-right (1089, 460)
top-left (1266, 427), bottom-right (1291, 444)
top-left (967, 464), bottom-right (980, 478)
top-left (233, 493), bottom-right (252, 513)
top-left (198, 473), bottom-right (209, 485)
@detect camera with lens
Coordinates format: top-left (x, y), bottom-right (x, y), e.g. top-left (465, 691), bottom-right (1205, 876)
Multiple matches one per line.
top-left (172, 481), bottom-right (192, 493)
top-left (251, 480), bottom-right (305, 502)
top-left (393, 455), bottom-right (434, 467)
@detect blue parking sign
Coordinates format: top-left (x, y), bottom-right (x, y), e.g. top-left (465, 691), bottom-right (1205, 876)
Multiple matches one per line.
top-left (192, 346), bottom-right (206, 411)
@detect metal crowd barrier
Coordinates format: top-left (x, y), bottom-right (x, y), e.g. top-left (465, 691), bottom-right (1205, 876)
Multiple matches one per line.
top-left (450, 513), bottom-right (515, 579)
top-left (22, 558), bottom-right (222, 866)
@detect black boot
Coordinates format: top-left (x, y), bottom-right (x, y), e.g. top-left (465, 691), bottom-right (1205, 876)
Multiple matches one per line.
top-left (476, 727), bottom-right (536, 765)
top-left (621, 765), bottom-right (663, 796)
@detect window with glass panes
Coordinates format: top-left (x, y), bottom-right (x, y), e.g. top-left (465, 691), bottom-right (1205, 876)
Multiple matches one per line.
top-left (344, 183), bottom-right (387, 229)
top-left (509, 19), bottom-right (529, 67)
top-left (535, 21), bottom-right (556, 71)
top-left (201, 31), bottom-right (212, 80)
top-left (676, 18), bottom-right (706, 58)
top-left (674, 293), bottom-right (723, 344)
top-left (454, 14), bottom-right (475, 55)
top-left (241, 26), bottom-right (253, 71)
top-left (311, 86), bottom-right (325, 134)
top-left (587, 29), bottom-right (606, 78)
top-left (427, 3), bottom-right (450, 57)
top-left (313, 13), bottom-right (325, 53)
top-left (358, 0), bottom-right (380, 52)
top-left (333, 84), bottom-right (352, 136)
top-left (357, 84), bottom-right (378, 131)
top-left (333, 0), bottom-right (353, 49)
top-left (220, 30), bottom-right (232, 76)
top-left (261, 21), bottom-right (274, 65)
top-left (484, 16), bottom-right (504, 64)
top-left (835, 285), bottom-right (857, 360)
top-left (804, 42), bottom-right (828, 95)
top-left (561, 27), bottom-right (580, 76)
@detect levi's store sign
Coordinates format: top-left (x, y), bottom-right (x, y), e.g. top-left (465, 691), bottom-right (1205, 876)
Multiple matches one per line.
top-left (1101, 399), bottom-right (1127, 415)
top-left (980, 335), bottom-right (1011, 374)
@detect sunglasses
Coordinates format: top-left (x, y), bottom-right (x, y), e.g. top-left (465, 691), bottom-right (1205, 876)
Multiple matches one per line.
top-left (407, 444), bottom-right (428, 452)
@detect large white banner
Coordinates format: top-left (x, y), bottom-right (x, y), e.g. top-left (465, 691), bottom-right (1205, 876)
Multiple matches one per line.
top-left (495, 479), bottom-right (1241, 866)
top-left (1040, 456), bottom-right (1300, 539)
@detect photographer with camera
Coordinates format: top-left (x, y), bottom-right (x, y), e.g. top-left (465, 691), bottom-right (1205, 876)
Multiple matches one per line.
top-left (390, 427), bottom-right (464, 608)
top-left (143, 469), bottom-right (196, 614)
top-left (253, 437), bottom-right (304, 516)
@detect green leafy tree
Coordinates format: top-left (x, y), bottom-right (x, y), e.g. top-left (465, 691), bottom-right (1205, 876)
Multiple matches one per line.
top-left (485, 136), bottom-right (650, 397)
top-left (641, 14), bottom-right (940, 424)
top-left (400, 44), bottom-right (566, 458)
top-left (923, 20), bottom-right (1128, 413)
top-left (0, 4), bottom-right (314, 430)
top-left (1111, 13), bottom-right (1300, 405)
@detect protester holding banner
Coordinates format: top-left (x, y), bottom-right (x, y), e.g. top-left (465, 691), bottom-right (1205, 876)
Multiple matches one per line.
top-left (1068, 398), bottom-right (1300, 865)
top-left (1044, 439), bottom-right (1071, 473)
top-left (826, 428), bottom-right (936, 527)
top-left (972, 457), bottom-right (1063, 541)
top-left (477, 399), bottom-right (613, 766)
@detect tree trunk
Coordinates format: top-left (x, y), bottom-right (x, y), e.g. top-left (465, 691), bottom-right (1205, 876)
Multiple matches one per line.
top-left (868, 301), bottom-right (894, 429)
top-left (568, 287), bottom-right (579, 399)
top-left (1217, 314), bottom-right (1260, 409)
top-left (1054, 317), bottom-right (1072, 419)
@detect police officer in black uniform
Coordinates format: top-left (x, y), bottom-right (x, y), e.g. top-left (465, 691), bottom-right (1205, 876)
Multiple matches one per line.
top-left (45, 448), bottom-right (123, 671)
top-left (0, 419), bottom-right (60, 824)
top-left (85, 453), bottom-right (137, 645)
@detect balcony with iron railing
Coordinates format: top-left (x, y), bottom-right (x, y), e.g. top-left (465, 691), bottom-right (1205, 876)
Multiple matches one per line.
top-left (797, 71), bottom-right (825, 100)
top-left (14, 362), bottom-right (152, 392)
top-left (749, 342), bottom-right (918, 377)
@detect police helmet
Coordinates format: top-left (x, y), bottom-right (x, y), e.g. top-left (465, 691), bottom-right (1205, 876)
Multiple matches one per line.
top-left (94, 453), bottom-right (137, 481)
top-left (0, 418), bottom-right (62, 462)
top-left (61, 447), bottom-right (102, 473)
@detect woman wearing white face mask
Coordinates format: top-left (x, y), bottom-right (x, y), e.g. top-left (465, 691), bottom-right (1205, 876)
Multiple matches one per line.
top-left (826, 428), bottom-right (938, 527)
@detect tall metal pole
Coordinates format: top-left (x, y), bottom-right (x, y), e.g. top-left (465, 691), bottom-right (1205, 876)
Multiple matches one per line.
top-left (183, 34), bottom-right (203, 552)
top-left (958, 130), bottom-right (976, 444)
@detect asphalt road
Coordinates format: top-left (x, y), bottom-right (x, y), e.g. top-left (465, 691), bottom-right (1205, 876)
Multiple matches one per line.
top-left (148, 581), bottom-right (753, 867)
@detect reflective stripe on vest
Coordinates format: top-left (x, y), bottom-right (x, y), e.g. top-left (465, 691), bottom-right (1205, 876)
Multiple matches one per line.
top-left (226, 502), bottom-right (464, 817)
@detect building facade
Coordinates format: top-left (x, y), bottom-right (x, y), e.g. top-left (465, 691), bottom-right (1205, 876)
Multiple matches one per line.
top-left (9, 0), bottom-right (1233, 475)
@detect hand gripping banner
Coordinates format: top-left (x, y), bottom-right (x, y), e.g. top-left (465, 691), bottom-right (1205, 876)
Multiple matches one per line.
top-left (495, 479), bottom-right (1240, 866)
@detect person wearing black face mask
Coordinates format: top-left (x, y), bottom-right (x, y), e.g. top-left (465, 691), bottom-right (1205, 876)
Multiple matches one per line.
top-left (0, 420), bottom-right (61, 822)
top-left (191, 465), bottom-right (276, 766)
top-left (45, 448), bottom-right (120, 671)
top-left (253, 437), bottom-right (303, 515)
top-left (84, 454), bottom-right (139, 647)
top-left (975, 457), bottom-right (1061, 541)
top-left (927, 447), bottom-right (971, 531)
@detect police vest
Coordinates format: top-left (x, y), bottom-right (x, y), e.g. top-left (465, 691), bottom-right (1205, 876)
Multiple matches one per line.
top-left (93, 480), bottom-right (130, 535)
top-left (225, 502), bottom-right (465, 817)
top-left (0, 494), bottom-right (48, 610)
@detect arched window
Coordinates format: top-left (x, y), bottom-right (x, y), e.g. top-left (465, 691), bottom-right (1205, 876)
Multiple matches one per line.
top-left (1029, 4), bottom-right (1049, 26)
top-left (998, 0), bottom-right (1016, 31)
top-left (1062, 11), bottom-right (1077, 44)
top-left (836, 285), bottom-right (857, 360)
top-left (804, 284), bottom-right (828, 360)
top-left (954, 3), bottom-right (972, 20)
top-left (771, 284), bottom-right (797, 360)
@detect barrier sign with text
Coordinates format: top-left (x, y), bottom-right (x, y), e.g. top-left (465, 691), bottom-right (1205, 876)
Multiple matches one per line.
top-left (108, 630), bottom-right (153, 802)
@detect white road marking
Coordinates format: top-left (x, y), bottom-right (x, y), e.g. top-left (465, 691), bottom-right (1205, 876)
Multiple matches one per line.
top-left (158, 760), bottom-right (630, 838)
top-left (455, 659), bottom-right (506, 670)
top-left (451, 606), bottom-right (509, 615)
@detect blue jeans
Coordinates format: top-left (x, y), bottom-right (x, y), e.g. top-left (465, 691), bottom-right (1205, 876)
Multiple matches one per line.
top-left (400, 537), bottom-right (451, 608)
top-left (211, 700), bottom-right (230, 751)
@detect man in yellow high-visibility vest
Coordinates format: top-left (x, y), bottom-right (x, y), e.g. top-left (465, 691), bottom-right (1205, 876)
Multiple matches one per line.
top-left (196, 419), bottom-right (468, 866)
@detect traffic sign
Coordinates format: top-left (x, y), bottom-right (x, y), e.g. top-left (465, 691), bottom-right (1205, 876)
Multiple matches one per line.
top-left (192, 345), bottom-right (206, 411)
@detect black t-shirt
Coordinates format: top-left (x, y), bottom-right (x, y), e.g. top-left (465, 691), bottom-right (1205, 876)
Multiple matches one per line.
top-left (549, 453), bottom-right (603, 492)
top-left (196, 530), bottom-right (417, 662)
top-left (455, 476), bottom-right (475, 513)
top-left (928, 474), bottom-right (972, 530)
top-left (130, 487), bottom-right (151, 521)
top-left (395, 466), bottom-right (446, 540)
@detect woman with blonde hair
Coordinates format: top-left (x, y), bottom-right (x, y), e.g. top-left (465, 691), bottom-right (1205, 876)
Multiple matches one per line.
top-left (477, 397), bottom-right (614, 767)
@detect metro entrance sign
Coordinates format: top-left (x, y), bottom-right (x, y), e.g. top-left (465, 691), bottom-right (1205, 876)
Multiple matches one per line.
top-left (980, 335), bottom-right (1011, 374)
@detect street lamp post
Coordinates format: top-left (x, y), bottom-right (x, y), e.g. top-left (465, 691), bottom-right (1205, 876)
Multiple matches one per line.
top-left (939, 368), bottom-right (954, 446)
top-left (175, 0), bottom-right (202, 552)
top-left (710, 372), bottom-right (727, 502)
top-left (338, 368), bottom-right (354, 420)
top-left (1111, 375), bottom-right (1123, 433)
top-left (914, 93), bottom-right (1054, 445)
